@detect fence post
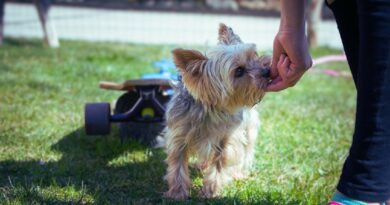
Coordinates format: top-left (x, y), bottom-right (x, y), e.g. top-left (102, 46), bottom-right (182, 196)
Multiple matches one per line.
top-left (35, 0), bottom-right (59, 48)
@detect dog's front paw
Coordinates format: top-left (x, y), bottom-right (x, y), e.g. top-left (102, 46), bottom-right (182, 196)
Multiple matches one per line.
top-left (164, 188), bottom-right (188, 200)
top-left (200, 182), bottom-right (218, 198)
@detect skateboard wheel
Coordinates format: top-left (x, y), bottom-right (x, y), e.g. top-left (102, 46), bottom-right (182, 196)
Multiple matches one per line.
top-left (85, 103), bottom-right (111, 135)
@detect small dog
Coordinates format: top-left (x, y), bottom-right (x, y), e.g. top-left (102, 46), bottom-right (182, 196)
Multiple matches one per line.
top-left (164, 23), bottom-right (271, 199)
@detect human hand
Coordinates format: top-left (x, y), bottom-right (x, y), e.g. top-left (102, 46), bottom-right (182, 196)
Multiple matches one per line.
top-left (266, 26), bottom-right (313, 92)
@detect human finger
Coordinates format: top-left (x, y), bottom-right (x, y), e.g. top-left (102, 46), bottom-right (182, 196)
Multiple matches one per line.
top-left (271, 39), bottom-right (284, 79)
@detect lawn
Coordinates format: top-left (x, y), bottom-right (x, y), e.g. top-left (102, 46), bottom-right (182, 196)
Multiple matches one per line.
top-left (0, 38), bottom-right (356, 205)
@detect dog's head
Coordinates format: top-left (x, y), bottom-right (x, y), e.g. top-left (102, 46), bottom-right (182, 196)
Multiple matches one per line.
top-left (172, 23), bottom-right (270, 111)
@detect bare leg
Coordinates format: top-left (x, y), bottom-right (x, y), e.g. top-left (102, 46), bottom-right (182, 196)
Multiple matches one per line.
top-left (35, 0), bottom-right (59, 48)
top-left (0, 0), bottom-right (4, 45)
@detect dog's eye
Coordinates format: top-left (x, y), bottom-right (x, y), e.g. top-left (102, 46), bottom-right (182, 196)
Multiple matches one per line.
top-left (235, 67), bottom-right (245, 78)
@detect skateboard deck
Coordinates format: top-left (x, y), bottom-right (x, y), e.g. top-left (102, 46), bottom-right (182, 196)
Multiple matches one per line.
top-left (99, 79), bottom-right (172, 91)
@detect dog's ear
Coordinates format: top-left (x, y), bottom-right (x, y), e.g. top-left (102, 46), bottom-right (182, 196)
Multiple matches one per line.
top-left (218, 23), bottom-right (243, 45)
top-left (172, 48), bottom-right (208, 76)
top-left (172, 48), bottom-right (212, 103)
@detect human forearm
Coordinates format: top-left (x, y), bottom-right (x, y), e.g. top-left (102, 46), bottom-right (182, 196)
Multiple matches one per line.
top-left (267, 0), bottom-right (312, 92)
top-left (279, 0), bottom-right (308, 31)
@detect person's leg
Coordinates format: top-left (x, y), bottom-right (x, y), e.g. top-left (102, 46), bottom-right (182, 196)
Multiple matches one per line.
top-left (326, 0), bottom-right (359, 86)
top-left (336, 0), bottom-right (390, 202)
top-left (0, 0), bottom-right (5, 45)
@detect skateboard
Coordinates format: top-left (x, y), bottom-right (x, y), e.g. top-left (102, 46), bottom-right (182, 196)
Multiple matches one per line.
top-left (84, 78), bottom-right (173, 145)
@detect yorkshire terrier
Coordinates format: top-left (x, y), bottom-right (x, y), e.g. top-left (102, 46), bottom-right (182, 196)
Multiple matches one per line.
top-left (163, 23), bottom-right (271, 199)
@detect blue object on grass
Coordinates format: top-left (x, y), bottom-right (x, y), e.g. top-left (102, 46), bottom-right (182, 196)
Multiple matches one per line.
top-left (142, 59), bottom-right (178, 81)
top-left (141, 59), bottom-right (177, 96)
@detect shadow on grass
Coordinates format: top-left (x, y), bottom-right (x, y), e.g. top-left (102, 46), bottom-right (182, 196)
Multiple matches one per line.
top-left (2, 38), bottom-right (46, 48)
top-left (0, 128), bottom-right (302, 205)
top-left (0, 127), bottom-right (166, 204)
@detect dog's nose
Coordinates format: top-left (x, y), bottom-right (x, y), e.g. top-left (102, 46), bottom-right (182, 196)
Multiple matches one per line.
top-left (260, 67), bottom-right (271, 78)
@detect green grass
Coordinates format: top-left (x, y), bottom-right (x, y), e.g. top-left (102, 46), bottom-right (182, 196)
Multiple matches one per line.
top-left (0, 38), bottom-right (356, 205)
